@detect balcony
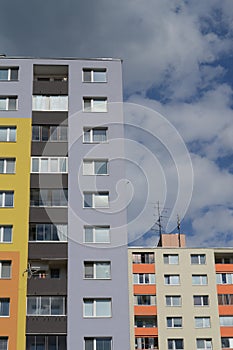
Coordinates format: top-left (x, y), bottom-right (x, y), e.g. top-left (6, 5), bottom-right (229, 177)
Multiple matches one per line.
top-left (28, 243), bottom-right (67, 260)
top-left (26, 315), bottom-right (67, 333)
top-left (33, 80), bottom-right (68, 95)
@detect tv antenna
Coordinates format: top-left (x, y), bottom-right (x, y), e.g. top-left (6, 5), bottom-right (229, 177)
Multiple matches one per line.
top-left (151, 201), bottom-right (169, 235)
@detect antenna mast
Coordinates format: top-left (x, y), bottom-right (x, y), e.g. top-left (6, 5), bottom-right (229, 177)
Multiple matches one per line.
top-left (177, 214), bottom-right (181, 247)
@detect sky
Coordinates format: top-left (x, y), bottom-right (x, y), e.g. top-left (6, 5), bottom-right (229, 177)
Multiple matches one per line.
top-left (1, 0), bottom-right (233, 247)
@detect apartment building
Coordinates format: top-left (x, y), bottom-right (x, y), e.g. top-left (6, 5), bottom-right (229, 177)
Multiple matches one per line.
top-left (1, 57), bottom-right (233, 350)
top-left (0, 57), bottom-right (130, 350)
top-left (129, 233), bottom-right (233, 349)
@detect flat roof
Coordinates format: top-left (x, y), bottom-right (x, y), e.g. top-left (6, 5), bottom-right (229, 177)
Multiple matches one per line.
top-left (0, 55), bottom-right (122, 62)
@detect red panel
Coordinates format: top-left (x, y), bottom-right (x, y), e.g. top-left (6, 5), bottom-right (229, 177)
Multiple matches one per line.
top-left (134, 306), bottom-right (157, 315)
top-left (220, 327), bottom-right (233, 337)
top-left (216, 264), bottom-right (233, 272)
top-left (134, 285), bottom-right (156, 295)
top-left (135, 327), bottom-right (158, 336)
top-left (219, 306), bottom-right (233, 315)
top-left (133, 264), bottom-right (155, 273)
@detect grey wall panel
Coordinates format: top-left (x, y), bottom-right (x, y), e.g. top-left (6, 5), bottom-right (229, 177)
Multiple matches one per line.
top-left (30, 174), bottom-right (68, 188)
top-left (31, 143), bottom-right (68, 156)
top-left (29, 208), bottom-right (68, 223)
top-left (26, 316), bottom-right (67, 333)
top-left (33, 81), bottom-right (68, 95)
top-left (27, 277), bottom-right (67, 295)
top-left (32, 111), bottom-right (68, 124)
top-left (28, 243), bottom-right (67, 259)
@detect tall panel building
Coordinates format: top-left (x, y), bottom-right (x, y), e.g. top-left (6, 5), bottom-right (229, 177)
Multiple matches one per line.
top-left (0, 57), bottom-right (130, 350)
top-left (0, 57), bottom-right (233, 350)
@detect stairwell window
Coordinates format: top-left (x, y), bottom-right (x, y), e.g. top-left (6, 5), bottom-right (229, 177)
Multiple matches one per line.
top-left (0, 127), bottom-right (16, 142)
top-left (83, 97), bottom-right (107, 112)
top-left (83, 298), bottom-right (111, 317)
top-left (0, 226), bottom-right (12, 243)
top-left (0, 191), bottom-right (14, 207)
top-left (83, 192), bottom-right (109, 208)
top-left (0, 158), bottom-right (15, 174)
top-left (0, 298), bottom-right (10, 316)
top-left (84, 226), bottom-right (110, 243)
top-left (0, 97), bottom-right (17, 110)
top-left (83, 68), bottom-right (107, 82)
top-left (0, 67), bottom-right (18, 80)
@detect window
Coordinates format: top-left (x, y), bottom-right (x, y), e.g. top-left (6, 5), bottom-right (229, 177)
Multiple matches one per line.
top-left (196, 339), bottom-right (212, 349)
top-left (31, 157), bottom-right (68, 173)
top-left (83, 159), bottom-right (108, 175)
top-left (83, 192), bottom-right (109, 208)
top-left (134, 295), bottom-right (156, 306)
top-left (32, 125), bottom-right (68, 142)
top-left (135, 338), bottom-right (158, 349)
top-left (0, 261), bottom-right (11, 278)
top-left (0, 298), bottom-right (10, 316)
top-left (0, 158), bottom-right (15, 174)
top-left (221, 337), bottom-right (233, 348)
top-left (216, 273), bottom-right (233, 284)
top-left (218, 294), bottom-right (233, 305)
top-left (83, 97), bottom-right (107, 112)
top-left (132, 253), bottom-right (155, 264)
top-left (192, 275), bottom-right (208, 285)
top-left (30, 189), bottom-right (68, 207)
top-left (0, 337), bottom-right (8, 350)
top-left (167, 317), bottom-right (182, 328)
top-left (84, 262), bottom-right (111, 279)
top-left (84, 338), bottom-right (112, 350)
top-left (0, 127), bottom-right (16, 142)
top-left (84, 226), bottom-right (110, 243)
top-left (27, 296), bottom-right (66, 316)
top-left (191, 254), bottom-right (206, 264)
top-left (83, 298), bottom-right (111, 317)
top-left (50, 269), bottom-right (60, 279)
top-left (166, 295), bottom-right (182, 307)
top-left (163, 254), bottom-right (179, 264)
top-left (133, 274), bottom-right (155, 284)
top-left (26, 335), bottom-right (66, 350)
top-left (0, 67), bottom-right (18, 81)
top-left (220, 316), bottom-right (233, 326)
top-left (29, 223), bottom-right (67, 242)
top-left (193, 295), bottom-right (209, 306)
top-left (195, 317), bottom-right (211, 328)
top-left (83, 127), bottom-right (107, 143)
top-left (0, 226), bottom-right (12, 243)
top-left (164, 275), bottom-right (180, 285)
top-left (215, 256), bottom-right (233, 264)
top-left (0, 191), bottom-right (14, 207)
top-left (0, 96), bottom-right (17, 111)
top-left (134, 316), bottom-right (157, 328)
top-left (32, 95), bottom-right (68, 111)
top-left (83, 68), bottom-right (107, 83)
top-left (168, 339), bottom-right (184, 349)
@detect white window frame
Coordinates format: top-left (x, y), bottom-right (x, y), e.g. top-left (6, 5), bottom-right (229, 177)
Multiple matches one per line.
top-left (31, 157), bottom-right (68, 173)
top-left (0, 337), bottom-right (8, 350)
top-left (32, 95), bottom-right (68, 111)
top-left (192, 275), bottom-right (208, 285)
top-left (0, 127), bottom-right (16, 142)
top-left (196, 338), bottom-right (212, 349)
top-left (83, 97), bottom-right (107, 112)
top-left (191, 254), bottom-right (206, 265)
top-left (0, 298), bottom-right (10, 317)
top-left (163, 254), bottom-right (179, 264)
top-left (0, 158), bottom-right (16, 174)
top-left (134, 295), bottom-right (156, 306)
top-left (0, 261), bottom-right (11, 279)
top-left (27, 296), bottom-right (66, 316)
top-left (166, 295), bottom-right (182, 307)
top-left (83, 127), bottom-right (108, 143)
top-left (83, 192), bottom-right (109, 208)
top-left (167, 317), bottom-right (182, 328)
top-left (83, 226), bottom-right (110, 243)
top-left (0, 67), bottom-right (18, 81)
top-left (216, 273), bottom-right (233, 284)
top-left (83, 298), bottom-right (112, 317)
top-left (84, 338), bottom-right (112, 350)
top-left (168, 339), bottom-right (184, 349)
top-left (220, 316), bottom-right (233, 326)
top-left (0, 191), bottom-right (14, 207)
top-left (164, 274), bottom-right (180, 285)
top-left (221, 337), bottom-right (233, 348)
top-left (83, 159), bottom-right (108, 175)
top-left (193, 295), bottom-right (209, 306)
top-left (82, 68), bottom-right (107, 83)
top-left (84, 262), bottom-right (111, 280)
top-left (29, 223), bottom-right (67, 242)
top-left (0, 226), bottom-right (12, 243)
top-left (0, 97), bottom-right (18, 111)
top-left (133, 273), bottom-right (156, 284)
top-left (195, 317), bottom-right (211, 328)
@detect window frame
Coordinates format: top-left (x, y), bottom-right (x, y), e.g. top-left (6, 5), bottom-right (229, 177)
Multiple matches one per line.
top-left (195, 317), bottom-right (211, 328)
top-left (83, 97), bottom-right (107, 112)
top-left (167, 316), bottom-right (182, 328)
top-left (196, 338), bottom-right (212, 349)
top-left (193, 295), bottom-right (209, 307)
top-left (83, 192), bottom-right (109, 208)
top-left (0, 298), bottom-right (10, 317)
top-left (83, 298), bottom-right (112, 318)
top-left (0, 126), bottom-right (16, 142)
top-left (165, 295), bottom-right (182, 307)
top-left (191, 254), bottom-right (206, 265)
top-left (0, 191), bottom-right (14, 208)
top-left (134, 294), bottom-right (156, 306)
top-left (82, 68), bottom-right (107, 83)
top-left (164, 274), bottom-right (180, 285)
top-left (31, 157), bottom-right (68, 173)
top-left (0, 158), bottom-right (16, 174)
top-left (30, 189), bottom-right (68, 207)
top-left (0, 96), bottom-right (18, 111)
top-left (84, 337), bottom-right (112, 350)
top-left (168, 338), bottom-right (184, 349)
top-left (32, 95), bottom-right (68, 111)
top-left (26, 296), bottom-right (66, 316)
top-left (84, 261), bottom-right (111, 280)
top-left (133, 273), bottom-right (156, 284)
top-left (83, 127), bottom-right (108, 143)
top-left (0, 67), bottom-right (19, 81)
top-left (0, 226), bottom-right (12, 243)
top-left (83, 159), bottom-right (108, 175)
top-left (29, 223), bottom-right (68, 242)
top-left (192, 274), bottom-right (208, 285)
top-left (32, 125), bottom-right (68, 142)
top-left (163, 254), bottom-right (179, 264)
top-left (0, 261), bottom-right (11, 279)
top-left (0, 337), bottom-right (8, 350)
top-left (83, 226), bottom-right (110, 243)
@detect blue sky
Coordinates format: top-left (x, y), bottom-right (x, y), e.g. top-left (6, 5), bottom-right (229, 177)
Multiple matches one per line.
top-left (1, 0), bottom-right (233, 247)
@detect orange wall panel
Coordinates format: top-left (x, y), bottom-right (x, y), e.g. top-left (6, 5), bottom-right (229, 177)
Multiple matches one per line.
top-left (135, 327), bottom-right (158, 336)
top-left (132, 264), bottom-right (155, 273)
top-left (217, 285), bottom-right (233, 294)
top-left (134, 285), bottom-right (156, 295)
top-left (134, 306), bottom-right (157, 315)
top-left (220, 327), bottom-right (233, 337)
top-left (219, 306), bottom-right (233, 315)
top-left (216, 264), bottom-right (233, 272)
